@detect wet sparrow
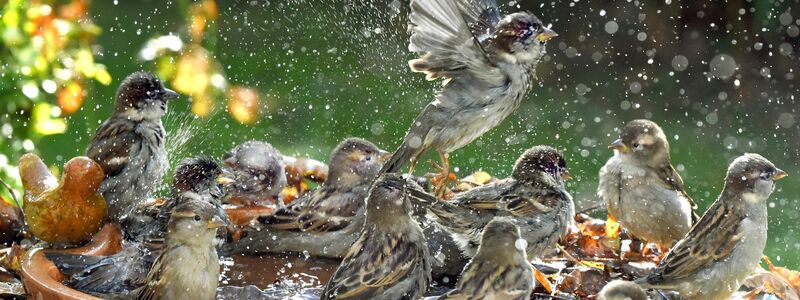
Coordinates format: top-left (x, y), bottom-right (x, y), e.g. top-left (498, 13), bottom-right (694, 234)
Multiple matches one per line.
top-left (47, 156), bottom-right (227, 295)
top-left (223, 138), bottom-right (388, 258)
top-left (222, 141), bottom-right (287, 207)
top-left (637, 154), bottom-right (787, 300)
top-left (136, 197), bottom-right (227, 300)
top-left (598, 119), bottom-right (698, 248)
top-left (409, 145), bottom-right (574, 259)
top-left (320, 174), bottom-right (431, 299)
top-left (380, 0), bottom-right (557, 196)
top-left (86, 72), bottom-right (178, 226)
top-left (438, 217), bottom-right (534, 300)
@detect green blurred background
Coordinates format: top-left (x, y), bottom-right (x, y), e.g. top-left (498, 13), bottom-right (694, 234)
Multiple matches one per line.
top-left (3, 0), bottom-right (799, 267)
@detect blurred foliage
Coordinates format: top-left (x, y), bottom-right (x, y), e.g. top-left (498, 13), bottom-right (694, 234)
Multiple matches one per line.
top-left (0, 0), bottom-right (110, 205)
top-left (140, 0), bottom-right (262, 124)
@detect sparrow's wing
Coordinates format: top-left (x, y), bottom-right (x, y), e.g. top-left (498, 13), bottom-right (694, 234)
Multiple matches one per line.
top-left (321, 233), bottom-right (425, 299)
top-left (443, 260), bottom-right (532, 299)
top-left (297, 186), bottom-right (363, 232)
top-left (86, 119), bottom-right (139, 177)
top-left (45, 245), bottom-right (149, 294)
top-left (257, 193), bottom-right (311, 230)
top-left (641, 199), bottom-right (743, 286)
top-left (408, 0), bottom-right (503, 84)
top-left (457, 0), bottom-right (500, 38)
top-left (137, 250), bottom-right (166, 300)
top-left (657, 164), bottom-right (700, 222)
top-left (456, 180), bottom-right (560, 217)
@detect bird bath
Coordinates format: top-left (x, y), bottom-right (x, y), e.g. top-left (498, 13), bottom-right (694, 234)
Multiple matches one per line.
top-left (19, 208), bottom-right (340, 300)
top-left (18, 156), bottom-right (337, 299)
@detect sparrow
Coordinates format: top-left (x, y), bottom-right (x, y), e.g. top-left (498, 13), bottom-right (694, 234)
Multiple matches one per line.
top-left (222, 138), bottom-right (388, 257)
top-left (320, 173), bottom-right (431, 300)
top-left (86, 71), bottom-right (178, 226)
top-left (261, 138), bottom-right (388, 232)
top-left (408, 145), bottom-right (574, 259)
top-left (597, 280), bottom-right (647, 300)
top-left (136, 197), bottom-right (227, 300)
top-left (381, 0), bottom-right (557, 196)
top-left (598, 119), bottom-right (699, 249)
top-left (438, 217), bottom-right (534, 300)
top-left (221, 141), bottom-right (287, 207)
top-left (46, 156), bottom-right (228, 296)
top-left (637, 154), bottom-right (787, 300)
top-left (126, 155), bottom-right (230, 242)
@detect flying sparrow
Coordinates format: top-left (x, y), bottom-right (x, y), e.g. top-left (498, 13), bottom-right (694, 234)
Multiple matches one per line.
top-left (409, 145), bottom-right (574, 259)
top-left (86, 71), bottom-right (178, 226)
top-left (224, 138), bottom-right (388, 258)
top-left (46, 156), bottom-right (228, 295)
top-left (221, 141), bottom-right (287, 207)
top-left (597, 280), bottom-right (647, 300)
top-left (381, 0), bottom-right (557, 196)
top-left (136, 197), bottom-right (227, 300)
top-left (320, 174), bottom-right (431, 299)
top-left (598, 119), bottom-right (698, 249)
top-left (637, 153), bottom-right (787, 300)
top-left (438, 217), bottom-right (534, 300)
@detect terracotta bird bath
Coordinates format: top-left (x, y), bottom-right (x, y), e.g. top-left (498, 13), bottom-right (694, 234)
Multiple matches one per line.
top-left (19, 156), bottom-right (339, 299)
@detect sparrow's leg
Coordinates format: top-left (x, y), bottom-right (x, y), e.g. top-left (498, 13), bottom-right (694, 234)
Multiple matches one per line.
top-left (433, 150), bottom-right (453, 198)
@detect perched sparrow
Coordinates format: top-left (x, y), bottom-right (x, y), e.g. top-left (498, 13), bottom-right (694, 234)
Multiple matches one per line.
top-left (86, 72), bottom-right (178, 225)
top-left (637, 154), bottom-right (787, 300)
top-left (224, 138), bottom-right (389, 258)
top-left (409, 145), bottom-right (574, 259)
top-left (136, 197), bottom-right (226, 300)
top-left (260, 138), bottom-right (388, 232)
top-left (381, 0), bottom-right (556, 196)
top-left (46, 156), bottom-right (227, 295)
top-left (598, 119), bottom-right (698, 248)
top-left (320, 174), bottom-right (431, 300)
top-left (222, 141), bottom-right (287, 207)
top-left (438, 217), bottom-right (534, 300)
top-left (597, 280), bottom-right (646, 300)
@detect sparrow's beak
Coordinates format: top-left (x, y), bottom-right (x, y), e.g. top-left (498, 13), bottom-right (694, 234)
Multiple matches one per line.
top-left (537, 27), bottom-right (558, 42)
top-left (561, 169), bottom-right (573, 181)
top-left (608, 139), bottom-right (630, 153)
top-left (207, 215), bottom-right (227, 229)
top-left (773, 169), bottom-right (788, 181)
top-left (161, 88), bottom-right (179, 100)
top-left (378, 150), bottom-right (392, 162)
top-left (216, 174), bottom-right (235, 186)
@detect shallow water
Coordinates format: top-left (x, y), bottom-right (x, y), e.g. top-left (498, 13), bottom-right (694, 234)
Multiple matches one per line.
top-left (219, 252), bottom-right (339, 292)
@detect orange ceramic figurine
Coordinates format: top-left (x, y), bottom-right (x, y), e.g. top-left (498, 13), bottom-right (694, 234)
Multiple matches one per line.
top-left (19, 154), bottom-right (107, 245)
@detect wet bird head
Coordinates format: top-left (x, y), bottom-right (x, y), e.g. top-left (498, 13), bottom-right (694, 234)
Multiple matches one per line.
top-left (114, 72), bottom-right (178, 119)
top-left (512, 145), bottom-right (571, 184)
top-left (724, 153), bottom-right (787, 202)
top-left (610, 119), bottom-right (670, 167)
top-left (167, 196), bottom-right (227, 246)
top-left (494, 12), bottom-right (556, 65)
top-left (172, 155), bottom-right (224, 199)
top-left (328, 137), bottom-right (388, 186)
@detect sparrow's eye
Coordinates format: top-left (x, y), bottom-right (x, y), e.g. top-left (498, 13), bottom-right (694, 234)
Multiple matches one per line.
top-left (632, 142), bottom-right (641, 149)
top-left (759, 172), bottom-right (772, 180)
top-left (365, 155), bottom-right (372, 161)
top-left (194, 215), bottom-right (202, 221)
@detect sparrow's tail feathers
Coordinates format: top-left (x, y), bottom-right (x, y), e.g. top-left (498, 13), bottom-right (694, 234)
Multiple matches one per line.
top-left (380, 142), bottom-right (416, 174)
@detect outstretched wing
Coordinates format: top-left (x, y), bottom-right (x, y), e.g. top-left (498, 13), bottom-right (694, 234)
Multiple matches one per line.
top-left (408, 0), bottom-right (503, 85)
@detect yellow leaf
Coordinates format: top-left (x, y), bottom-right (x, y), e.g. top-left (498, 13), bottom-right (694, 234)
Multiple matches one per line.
top-left (32, 103), bottom-right (66, 135)
top-left (94, 65), bottom-right (112, 85)
top-left (605, 215), bottom-right (620, 239)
